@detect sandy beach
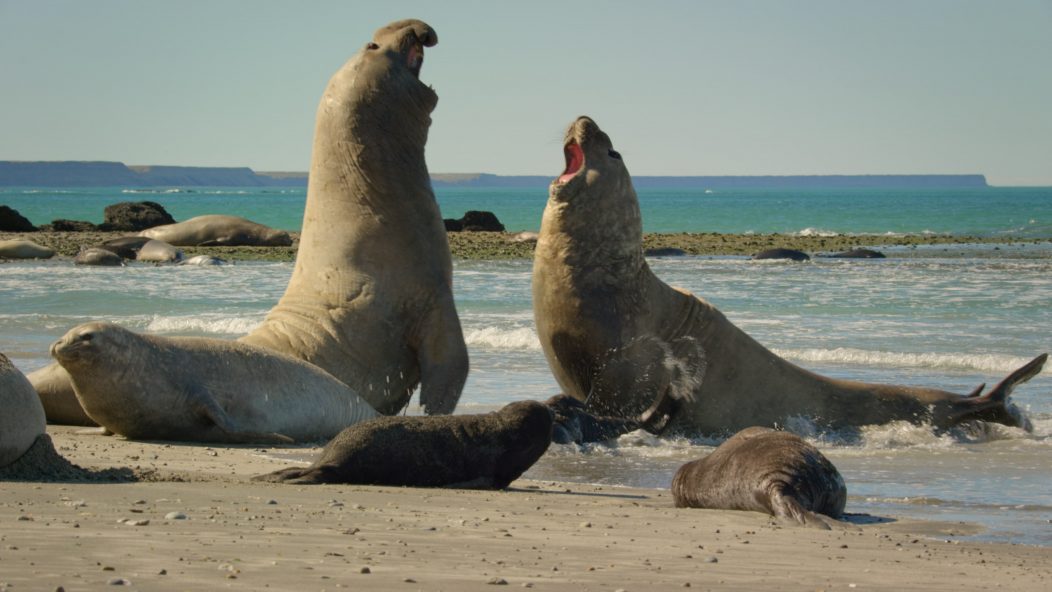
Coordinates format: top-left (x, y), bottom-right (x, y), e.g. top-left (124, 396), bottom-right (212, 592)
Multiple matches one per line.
top-left (0, 426), bottom-right (1048, 591)
top-left (4, 230), bottom-right (1051, 261)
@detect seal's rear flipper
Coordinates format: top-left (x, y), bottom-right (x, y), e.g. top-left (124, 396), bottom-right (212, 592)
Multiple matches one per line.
top-left (189, 387), bottom-right (295, 444)
top-left (252, 467), bottom-right (311, 483)
top-left (945, 353), bottom-right (1047, 431)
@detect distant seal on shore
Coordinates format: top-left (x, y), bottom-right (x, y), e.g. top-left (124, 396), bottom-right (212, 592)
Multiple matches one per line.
top-left (824, 248), bottom-right (886, 259)
top-left (74, 247), bottom-right (123, 266)
top-left (753, 248), bottom-right (810, 261)
top-left (0, 352), bottom-right (47, 467)
top-left (532, 116), bottom-right (1047, 435)
top-left (0, 239), bottom-right (54, 259)
top-left (672, 427), bottom-right (846, 528)
top-left (98, 236), bottom-right (153, 259)
top-left (50, 322), bottom-right (380, 443)
top-left (140, 214), bottom-right (292, 247)
top-left (240, 19), bottom-right (468, 416)
top-left (135, 239), bottom-right (183, 263)
top-left (26, 364), bottom-right (97, 426)
top-left (254, 400), bottom-right (552, 488)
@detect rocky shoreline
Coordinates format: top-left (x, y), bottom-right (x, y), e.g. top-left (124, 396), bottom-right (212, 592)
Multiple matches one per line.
top-left (3, 230), bottom-right (1049, 261)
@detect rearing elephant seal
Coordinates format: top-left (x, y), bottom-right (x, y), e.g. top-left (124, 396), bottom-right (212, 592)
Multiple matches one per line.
top-left (672, 427), bottom-right (846, 528)
top-left (240, 19), bottom-right (468, 416)
top-left (532, 116), bottom-right (1047, 435)
top-left (50, 322), bottom-right (379, 443)
top-left (254, 400), bottom-right (553, 488)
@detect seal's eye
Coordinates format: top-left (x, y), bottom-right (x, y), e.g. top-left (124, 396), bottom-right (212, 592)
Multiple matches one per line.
top-left (366, 42), bottom-right (380, 50)
top-left (608, 150), bottom-right (622, 160)
top-left (79, 333), bottom-right (93, 342)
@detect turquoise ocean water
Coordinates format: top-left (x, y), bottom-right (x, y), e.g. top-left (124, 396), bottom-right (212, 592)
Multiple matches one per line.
top-left (2, 184), bottom-right (1051, 545)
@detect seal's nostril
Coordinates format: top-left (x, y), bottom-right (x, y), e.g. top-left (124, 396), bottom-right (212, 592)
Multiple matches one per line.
top-left (366, 42), bottom-right (379, 50)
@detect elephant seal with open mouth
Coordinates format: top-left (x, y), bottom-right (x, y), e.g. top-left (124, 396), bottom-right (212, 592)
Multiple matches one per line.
top-left (240, 19), bottom-right (468, 417)
top-left (532, 116), bottom-right (1047, 435)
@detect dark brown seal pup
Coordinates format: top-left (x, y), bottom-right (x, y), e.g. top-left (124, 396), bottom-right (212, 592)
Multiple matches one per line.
top-left (254, 400), bottom-right (552, 488)
top-left (672, 427), bottom-right (846, 528)
top-left (532, 115), bottom-right (1047, 435)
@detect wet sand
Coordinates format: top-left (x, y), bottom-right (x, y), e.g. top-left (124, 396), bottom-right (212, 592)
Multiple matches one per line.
top-left (3, 230), bottom-right (1049, 261)
top-left (1, 426), bottom-right (1049, 591)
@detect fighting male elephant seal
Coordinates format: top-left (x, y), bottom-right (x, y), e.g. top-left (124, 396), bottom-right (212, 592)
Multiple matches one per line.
top-left (50, 322), bottom-right (379, 443)
top-left (672, 427), bottom-right (846, 528)
top-left (240, 19), bottom-right (469, 416)
top-left (140, 215), bottom-right (291, 247)
top-left (254, 400), bottom-right (552, 488)
top-left (0, 352), bottom-right (47, 467)
top-left (532, 116), bottom-right (1047, 435)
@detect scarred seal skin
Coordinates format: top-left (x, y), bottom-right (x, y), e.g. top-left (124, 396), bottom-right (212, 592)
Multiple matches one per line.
top-left (532, 115), bottom-right (1047, 435)
top-left (672, 427), bottom-right (846, 528)
top-left (50, 322), bottom-right (379, 444)
top-left (240, 19), bottom-right (468, 416)
top-left (254, 400), bottom-right (553, 488)
top-left (0, 352), bottom-right (47, 467)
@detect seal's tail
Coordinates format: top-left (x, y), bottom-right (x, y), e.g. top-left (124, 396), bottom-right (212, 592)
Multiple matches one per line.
top-left (945, 353), bottom-right (1047, 431)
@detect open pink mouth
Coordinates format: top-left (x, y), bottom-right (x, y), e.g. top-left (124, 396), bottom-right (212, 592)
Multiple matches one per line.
top-left (408, 44), bottom-right (423, 77)
top-left (558, 142), bottom-right (584, 184)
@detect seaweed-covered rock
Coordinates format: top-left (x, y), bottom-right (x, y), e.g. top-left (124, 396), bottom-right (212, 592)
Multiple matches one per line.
top-left (43, 219), bottom-right (98, 231)
top-left (0, 205), bottom-right (37, 232)
top-left (101, 201), bottom-right (175, 231)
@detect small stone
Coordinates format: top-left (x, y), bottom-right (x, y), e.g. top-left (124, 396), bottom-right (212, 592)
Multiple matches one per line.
top-left (488, 577), bottom-right (508, 585)
top-left (158, 569), bottom-right (167, 575)
top-left (343, 527), bottom-right (360, 535)
top-left (403, 578), bottom-right (416, 583)
top-left (704, 556), bottom-right (718, 563)
top-left (579, 521), bottom-right (592, 528)
top-left (360, 567), bottom-right (371, 574)
top-left (107, 578), bottom-right (130, 586)
top-left (267, 499), bottom-right (278, 505)
top-left (164, 512), bottom-right (187, 520)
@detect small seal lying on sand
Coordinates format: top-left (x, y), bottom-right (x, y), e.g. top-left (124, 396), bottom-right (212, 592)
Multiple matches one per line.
top-left (140, 214), bottom-right (292, 247)
top-left (532, 115), bottom-right (1047, 435)
top-left (0, 352), bottom-right (47, 467)
top-left (254, 400), bottom-right (552, 488)
top-left (240, 19), bottom-right (468, 416)
top-left (135, 239), bottom-right (183, 263)
top-left (74, 247), bottom-right (123, 266)
top-left (672, 426), bottom-right (846, 528)
top-left (0, 239), bottom-right (54, 259)
top-left (753, 248), bottom-right (810, 261)
top-left (50, 322), bottom-right (379, 443)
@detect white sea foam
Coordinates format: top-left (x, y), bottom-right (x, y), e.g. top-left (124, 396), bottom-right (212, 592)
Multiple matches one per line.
top-left (144, 314), bottom-right (262, 336)
top-left (773, 347), bottom-right (1050, 376)
top-left (464, 326), bottom-right (541, 350)
top-left (794, 227), bottom-right (841, 237)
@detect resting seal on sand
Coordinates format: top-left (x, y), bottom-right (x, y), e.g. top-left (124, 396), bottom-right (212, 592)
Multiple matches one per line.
top-left (0, 239), bottom-right (54, 259)
top-left (135, 239), bottom-right (184, 263)
top-left (532, 116), bottom-right (1048, 435)
top-left (254, 400), bottom-right (552, 488)
top-left (50, 322), bottom-right (379, 443)
top-left (672, 426), bottom-right (846, 528)
top-left (26, 364), bottom-right (96, 426)
top-left (140, 214), bottom-right (291, 247)
top-left (0, 352), bottom-right (47, 467)
top-left (240, 19), bottom-right (468, 416)
top-left (74, 247), bottom-right (123, 266)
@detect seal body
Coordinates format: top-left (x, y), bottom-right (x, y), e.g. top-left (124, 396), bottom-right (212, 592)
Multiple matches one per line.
top-left (241, 20), bottom-right (468, 416)
top-left (135, 239), bottom-right (183, 263)
top-left (50, 322), bottom-right (379, 443)
top-left (672, 427), bottom-right (846, 527)
top-left (27, 363), bottom-right (96, 426)
top-left (98, 236), bottom-right (153, 259)
top-left (140, 214), bottom-right (291, 246)
top-left (255, 400), bottom-right (553, 488)
top-left (0, 239), bottom-right (54, 259)
top-left (74, 247), bottom-right (123, 266)
top-left (532, 116), bottom-right (1046, 435)
top-left (0, 352), bottom-right (47, 467)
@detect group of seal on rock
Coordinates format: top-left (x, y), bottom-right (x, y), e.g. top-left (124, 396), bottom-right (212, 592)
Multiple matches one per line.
top-left (532, 116), bottom-right (1047, 436)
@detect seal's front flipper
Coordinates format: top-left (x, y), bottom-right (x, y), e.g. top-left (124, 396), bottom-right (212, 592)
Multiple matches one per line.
top-left (943, 353), bottom-right (1047, 431)
top-left (74, 426), bottom-right (114, 436)
top-left (188, 388), bottom-right (295, 444)
top-left (417, 297), bottom-right (469, 415)
top-left (252, 467), bottom-right (312, 483)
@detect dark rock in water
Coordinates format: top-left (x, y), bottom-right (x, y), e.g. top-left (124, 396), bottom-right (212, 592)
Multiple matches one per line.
top-left (645, 247), bottom-right (688, 257)
top-left (100, 201), bottom-right (175, 231)
top-left (75, 247), bottom-right (124, 266)
top-left (44, 219), bottom-right (98, 232)
top-left (445, 211), bottom-right (505, 232)
top-left (0, 205), bottom-right (37, 232)
top-left (98, 236), bottom-right (153, 259)
top-left (825, 248), bottom-right (886, 259)
top-left (753, 248), bottom-right (810, 261)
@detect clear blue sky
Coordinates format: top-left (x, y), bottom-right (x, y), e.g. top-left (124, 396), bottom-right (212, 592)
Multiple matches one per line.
top-left (2, 0), bottom-right (1050, 185)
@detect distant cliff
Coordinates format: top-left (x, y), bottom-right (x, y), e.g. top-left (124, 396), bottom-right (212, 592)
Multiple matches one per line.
top-left (0, 161), bottom-right (989, 189)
